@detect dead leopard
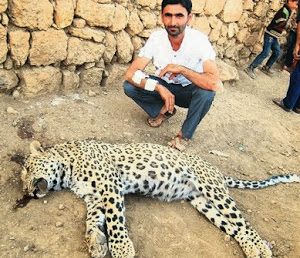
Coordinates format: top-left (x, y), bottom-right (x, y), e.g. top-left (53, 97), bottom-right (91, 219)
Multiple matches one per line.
top-left (19, 140), bottom-right (299, 258)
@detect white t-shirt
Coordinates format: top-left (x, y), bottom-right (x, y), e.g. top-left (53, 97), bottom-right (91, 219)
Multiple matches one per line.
top-left (138, 26), bottom-right (216, 86)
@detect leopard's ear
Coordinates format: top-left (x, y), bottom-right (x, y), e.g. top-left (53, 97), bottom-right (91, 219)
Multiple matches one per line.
top-left (30, 141), bottom-right (45, 155)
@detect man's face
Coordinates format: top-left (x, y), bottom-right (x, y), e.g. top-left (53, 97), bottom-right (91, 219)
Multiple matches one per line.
top-left (161, 4), bottom-right (192, 37)
top-left (288, 0), bottom-right (298, 10)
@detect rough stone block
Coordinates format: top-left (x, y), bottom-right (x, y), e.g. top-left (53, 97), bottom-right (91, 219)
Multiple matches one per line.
top-left (66, 37), bottom-right (105, 65)
top-left (19, 66), bottom-right (62, 97)
top-left (29, 29), bottom-right (68, 66)
top-left (0, 24), bottom-right (7, 63)
top-left (0, 0), bottom-right (7, 13)
top-left (116, 30), bottom-right (133, 64)
top-left (8, 0), bottom-right (53, 30)
top-left (54, 0), bottom-right (74, 29)
top-left (0, 68), bottom-right (19, 91)
top-left (76, 0), bottom-right (115, 28)
top-left (79, 67), bottom-right (103, 88)
top-left (223, 0), bottom-right (243, 22)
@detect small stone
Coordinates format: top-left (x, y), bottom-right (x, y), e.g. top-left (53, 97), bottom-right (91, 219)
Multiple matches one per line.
top-left (124, 132), bottom-right (134, 137)
top-left (281, 152), bottom-right (291, 157)
top-left (224, 235), bottom-right (231, 242)
top-left (12, 90), bottom-right (20, 98)
top-left (227, 141), bottom-right (234, 147)
top-left (7, 107), bottom-right (18, 115)
top-left (55, 222), bottom-right (64, 227)
top-left (247, 209), bottom-right (252, 213)
top-left (24, 245), bottom-right (30, 252)
top-left (88, 90), bottom-right (97, 97)
top-left (233, 250), bottom-right (239, 256)
top-left (238, 144), bottom-right (247, 152)
top-left (264, 218), bottom-right (269, 222)
top-left (209, 150), bottom-right (229, 158)
top-left (271, 200), bottom-right (277, 204)
top-left (73, 18), bottom-right (86, 28)
top-left (9, 237), bottom-right (15, 240)
top-left (43, 200), bottom-right (48, 204)
top-left (58, 204), bottom-right (65, 210)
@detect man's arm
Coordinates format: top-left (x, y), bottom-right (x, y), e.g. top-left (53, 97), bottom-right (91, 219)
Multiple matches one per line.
top-left (294, 21), bottom-right (300, 60)
top-left (158, 60), bottom-right (220, 91)
top-left (124, 56), bottom-right (151, 87)
top-left (124, 56), bottom-right (175, 113)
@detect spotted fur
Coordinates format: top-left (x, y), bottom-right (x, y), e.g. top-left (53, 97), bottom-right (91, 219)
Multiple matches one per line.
top-left (21, 140), bottom-right (299, 258)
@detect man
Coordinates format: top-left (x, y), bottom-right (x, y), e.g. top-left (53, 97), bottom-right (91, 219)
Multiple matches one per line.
top-left (245, 0), bottom-right (298, 78)
top-left (273, 0), bottom-right (300, 113)
top-left (123, 0), bottom-right (219, 151)
top-left (282, 14), bottom-right (297, 73)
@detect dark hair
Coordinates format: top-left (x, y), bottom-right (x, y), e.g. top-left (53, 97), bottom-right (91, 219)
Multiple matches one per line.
top-left (161, 0), bottom-right (193, 14)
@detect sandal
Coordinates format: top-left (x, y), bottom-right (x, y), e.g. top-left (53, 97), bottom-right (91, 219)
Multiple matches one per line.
top-left (146, 108), bottom-right (177, 128)
top-left (272, 98), bottom-right (291, 112)
top-left (293, 107), bottom-right (300, 114)
top-left (167, 135), bottom-right (189, 152)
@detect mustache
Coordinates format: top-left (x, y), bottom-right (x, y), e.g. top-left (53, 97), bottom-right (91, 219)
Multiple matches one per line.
top-left (167, 26), bottom-right (179, 29)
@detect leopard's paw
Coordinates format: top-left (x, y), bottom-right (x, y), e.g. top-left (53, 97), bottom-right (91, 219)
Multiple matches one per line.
top-left (237, 236), bottom-right (260, 258)
top-left (87, 230), bottom-right (108, 258)
top-left (259, 240), bottom-right (272, 258)
top-left (245, 245), bottom-right (261, 258)
top-left (109, 237), bottom-right (135, 258)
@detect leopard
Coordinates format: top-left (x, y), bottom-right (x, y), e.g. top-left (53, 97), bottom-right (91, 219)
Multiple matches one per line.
top-left (20, 139), bottom-right (300, 258)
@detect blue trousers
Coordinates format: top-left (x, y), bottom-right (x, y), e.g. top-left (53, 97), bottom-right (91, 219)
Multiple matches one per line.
top-left (123, 76), bottom-right (215, 139)
top-left (283, 61), bottom-right (300, 109)
top-left (250, 33), bottom-right (281, 69)
top-left (284, 30), bottom-right (297, 68)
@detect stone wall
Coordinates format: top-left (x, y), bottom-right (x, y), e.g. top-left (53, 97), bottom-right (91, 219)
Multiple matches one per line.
top-left (0, 0), bottom-right (287, 96)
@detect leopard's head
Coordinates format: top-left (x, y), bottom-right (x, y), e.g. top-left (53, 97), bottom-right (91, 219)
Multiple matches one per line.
top-left (21, 141), bottom-right (63, 198)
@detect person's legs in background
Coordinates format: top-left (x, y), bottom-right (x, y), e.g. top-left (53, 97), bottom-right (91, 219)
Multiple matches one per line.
top-left (245, 33), bottom-right (273, 78)
top-left (263, 37), bottom-right (281, 75)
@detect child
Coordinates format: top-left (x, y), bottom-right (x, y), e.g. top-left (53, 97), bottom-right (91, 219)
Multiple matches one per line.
top-left (245, 0), bottom-right (299, 79)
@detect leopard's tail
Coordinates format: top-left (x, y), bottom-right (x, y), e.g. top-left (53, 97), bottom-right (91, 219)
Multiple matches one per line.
top-left (225, 174), bottom-right (300, 189)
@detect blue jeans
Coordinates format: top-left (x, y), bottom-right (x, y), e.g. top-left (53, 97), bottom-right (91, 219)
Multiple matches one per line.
top-left (284, 30), bottom-right (296, 68)
top-left (250, 33), bottom-right (281, 69)
top-left (283, 61), bottom-right (300, 109)
top-left (123, 76), bottom-right (215, 139)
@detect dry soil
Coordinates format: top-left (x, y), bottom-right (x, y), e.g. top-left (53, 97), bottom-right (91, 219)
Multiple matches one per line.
top-left (0, 65), bottom-right (299, 258)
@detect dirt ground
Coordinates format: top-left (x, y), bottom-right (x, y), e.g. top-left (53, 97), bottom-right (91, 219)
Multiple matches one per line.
top-left (0, 64), bottom-right (299, 258)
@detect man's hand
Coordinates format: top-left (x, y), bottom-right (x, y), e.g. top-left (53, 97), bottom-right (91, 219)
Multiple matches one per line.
top-left (155, 84), bottom-right (175, 113)
top-left (158, 64), bottom-right (183, 80)
top-left (158, 61), bottom-right (219, 91)
top-left (295, 22), bottom-right (300, 61)
top-left (294, 45), bottom-right (300, 61)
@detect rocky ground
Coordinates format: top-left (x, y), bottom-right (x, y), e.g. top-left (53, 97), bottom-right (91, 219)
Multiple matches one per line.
top-left (0, 65), bottom-right (299, 258)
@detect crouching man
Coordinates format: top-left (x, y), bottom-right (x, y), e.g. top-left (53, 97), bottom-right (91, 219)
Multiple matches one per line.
top-left (124, 0), bottom-right (220, 151)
